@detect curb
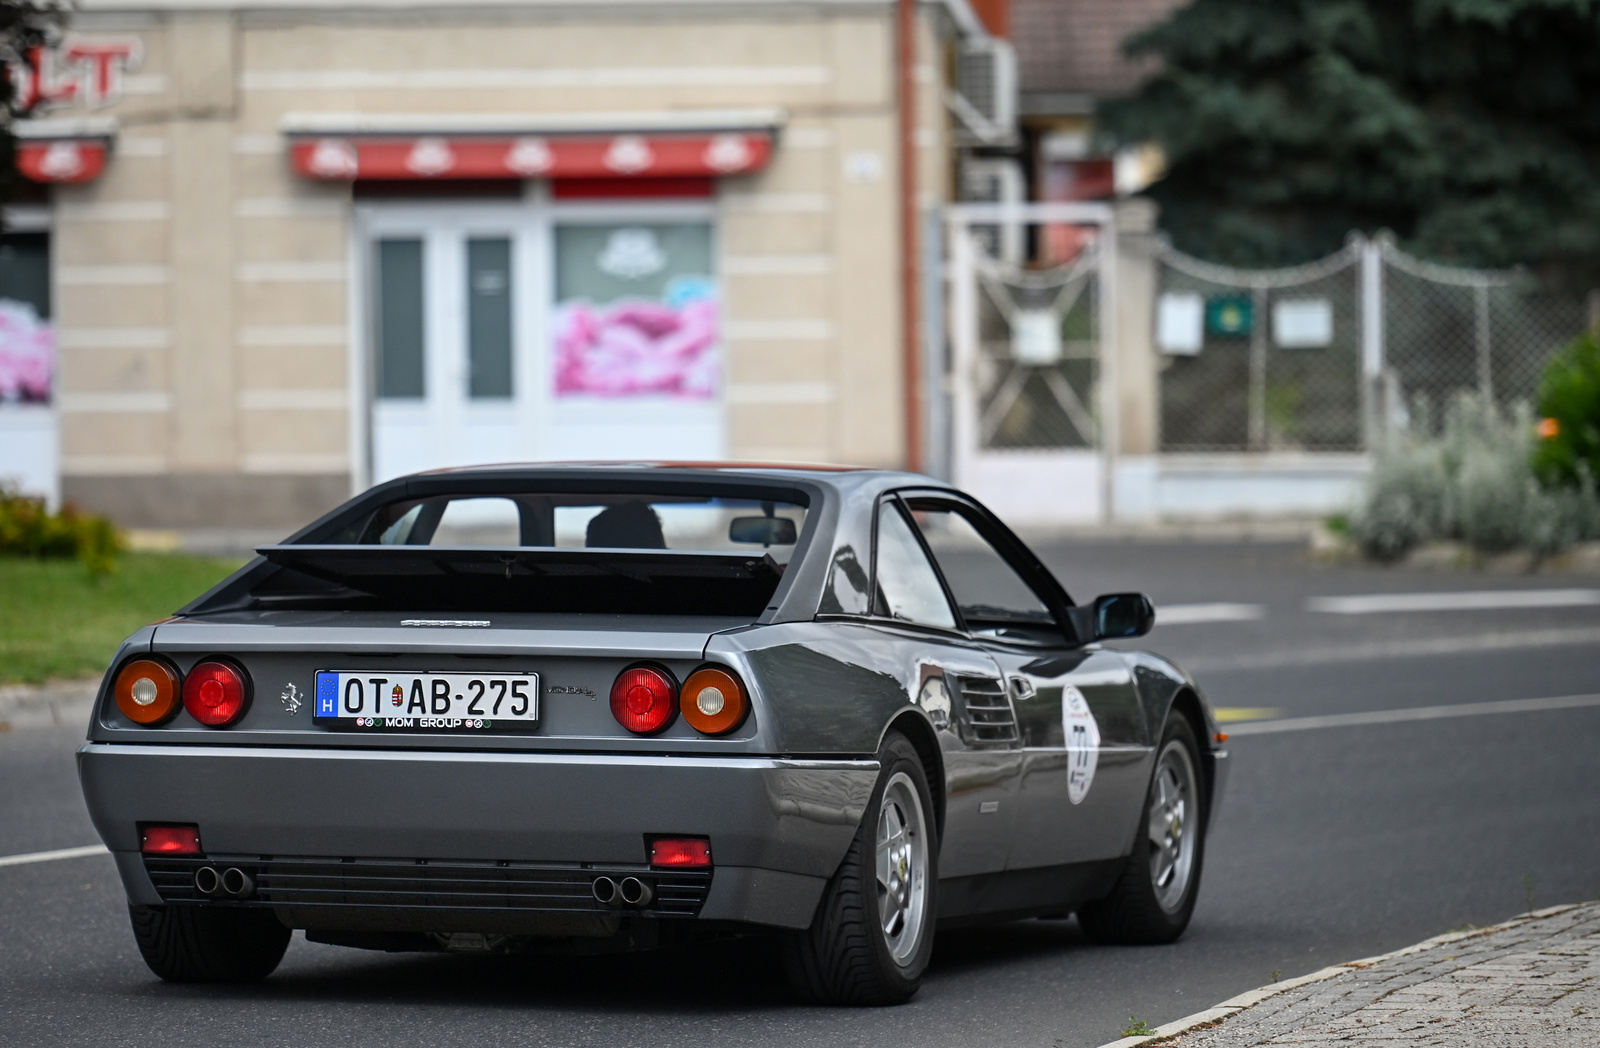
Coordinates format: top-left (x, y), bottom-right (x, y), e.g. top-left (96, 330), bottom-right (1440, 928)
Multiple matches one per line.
top-left (1093, 903), bottom-right (1583, 1048)
top-left (0, 679), bottom-right (98, 732)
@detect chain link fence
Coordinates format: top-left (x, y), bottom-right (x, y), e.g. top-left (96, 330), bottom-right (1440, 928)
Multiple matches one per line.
top-left (1156, 241), bottom-right (1363, 452)
top-left (1154, 234), bottom-right (1588, 452)
top-left (1378, 238), bottom-right (1586, 437)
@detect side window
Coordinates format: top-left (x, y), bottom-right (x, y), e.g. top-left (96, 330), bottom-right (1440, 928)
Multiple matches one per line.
top-left (912, 505), bottom-right (1057, 635)
top-left (874, 501), bottom-right (958, 630)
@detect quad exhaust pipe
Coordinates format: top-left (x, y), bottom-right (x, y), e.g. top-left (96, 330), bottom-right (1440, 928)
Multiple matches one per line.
top-left (193, 866), bottom-right (255, 899)
top-left (591, 875), bottom-right (653, 908)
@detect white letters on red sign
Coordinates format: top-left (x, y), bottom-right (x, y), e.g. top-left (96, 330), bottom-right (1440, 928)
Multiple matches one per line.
top-left (9, 38), bottom-right (142, 112)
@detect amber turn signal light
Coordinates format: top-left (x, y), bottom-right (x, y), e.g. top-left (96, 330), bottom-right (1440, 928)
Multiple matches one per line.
top-left (114, 658), bottom-right (182, 726)
top-left (680, 666), bottom-right (749, 736)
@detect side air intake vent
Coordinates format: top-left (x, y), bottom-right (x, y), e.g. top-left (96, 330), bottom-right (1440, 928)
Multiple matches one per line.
top-left (956, 676), bottom-right (1019, 747)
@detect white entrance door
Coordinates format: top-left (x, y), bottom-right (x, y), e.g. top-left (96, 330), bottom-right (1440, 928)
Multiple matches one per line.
top-left (362, 199), bottom-right (725, 484)
top-left (365, 204), bottom-right (539, 483)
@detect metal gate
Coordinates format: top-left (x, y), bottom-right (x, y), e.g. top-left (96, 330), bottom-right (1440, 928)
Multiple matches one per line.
top-left (946, 202), bottom-right (1115, 525)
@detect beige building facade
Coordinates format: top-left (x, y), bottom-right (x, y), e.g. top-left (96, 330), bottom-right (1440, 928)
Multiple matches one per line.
top-left (6, 0), bottom-right (979, 528)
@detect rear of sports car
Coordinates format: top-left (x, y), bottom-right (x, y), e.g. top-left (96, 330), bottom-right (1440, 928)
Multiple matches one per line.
top-left (76, 471), bottom-right (878, 978)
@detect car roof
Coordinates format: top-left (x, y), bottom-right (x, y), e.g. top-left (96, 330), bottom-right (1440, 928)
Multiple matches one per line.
top-left (406, 461), bottom-right (945, 492)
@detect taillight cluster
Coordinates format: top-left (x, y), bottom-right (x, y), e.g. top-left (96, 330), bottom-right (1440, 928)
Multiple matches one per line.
top-left (113, 656), bottom-right (252, 728)
top-left (608, 664), bottom-right (749, 737)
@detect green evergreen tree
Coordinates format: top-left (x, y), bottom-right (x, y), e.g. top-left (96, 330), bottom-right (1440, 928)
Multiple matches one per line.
top-left (1101, 0), bottom-right (1600, 282)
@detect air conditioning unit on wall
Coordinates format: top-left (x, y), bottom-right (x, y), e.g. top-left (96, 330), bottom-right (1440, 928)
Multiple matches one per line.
top-left (951, 38), bottom-right (1018, 146)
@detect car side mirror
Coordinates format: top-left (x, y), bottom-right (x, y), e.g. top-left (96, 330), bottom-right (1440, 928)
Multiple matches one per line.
top-left (729, 516), bottom-right (797, 546)
top-left (1091, 592), bottom-right (1154, 640)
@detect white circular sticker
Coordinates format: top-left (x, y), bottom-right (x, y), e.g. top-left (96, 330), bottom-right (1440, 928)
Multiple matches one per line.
top-left (1063, 685), bottom-right (1101, 805)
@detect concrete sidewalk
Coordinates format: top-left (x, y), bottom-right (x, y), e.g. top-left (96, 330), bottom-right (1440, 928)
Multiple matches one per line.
top-left (1104, 903), bottom-right (1599, 1047)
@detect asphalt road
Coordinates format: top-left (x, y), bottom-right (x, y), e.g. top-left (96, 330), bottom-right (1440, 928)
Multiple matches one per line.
top-left (3, 540), bottom-right (1598, 1047)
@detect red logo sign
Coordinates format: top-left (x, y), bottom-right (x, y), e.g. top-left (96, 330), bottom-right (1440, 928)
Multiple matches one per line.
top-left (9, 38), bottom-right (142, 113)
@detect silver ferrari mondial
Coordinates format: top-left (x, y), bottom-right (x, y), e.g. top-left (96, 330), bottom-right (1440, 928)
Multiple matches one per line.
top-left (78, 464), bottom-right (1227, 1005)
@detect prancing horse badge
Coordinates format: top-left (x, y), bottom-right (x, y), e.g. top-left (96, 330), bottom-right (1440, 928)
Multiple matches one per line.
top-left (280, 683), bottom-right (303, 716)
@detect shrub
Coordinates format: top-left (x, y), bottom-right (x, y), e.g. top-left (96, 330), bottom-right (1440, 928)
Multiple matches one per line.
top-left (0, 486), bottom-right (123, 577)
top-left (1532, 333), bottom-right (1600, 489)
top-left (1348, 393), bottom-right (1600, 561)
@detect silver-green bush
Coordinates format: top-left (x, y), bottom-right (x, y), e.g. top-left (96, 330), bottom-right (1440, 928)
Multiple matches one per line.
top-left (1349, 395), bottom-right (1600, 561)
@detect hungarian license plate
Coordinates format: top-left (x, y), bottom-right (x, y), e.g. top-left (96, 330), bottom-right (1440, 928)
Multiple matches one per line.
top-left (314, 671), bottom-right (538, 730)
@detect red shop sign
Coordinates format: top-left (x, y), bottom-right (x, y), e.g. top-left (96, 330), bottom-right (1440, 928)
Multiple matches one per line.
top-left (16, 138), bottom-right (108, 184)
top-left (290, 132), bottom-right (773, 181)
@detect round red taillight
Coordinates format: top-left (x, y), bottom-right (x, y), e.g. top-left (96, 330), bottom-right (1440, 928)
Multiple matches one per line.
top-left (182, 659), bottom-right (251, 727)
top-left (610, 666), bottom-right (677, 735)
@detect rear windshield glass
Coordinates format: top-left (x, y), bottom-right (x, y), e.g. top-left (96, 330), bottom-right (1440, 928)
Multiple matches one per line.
top-left (353, 493), bottom-right (808, 565)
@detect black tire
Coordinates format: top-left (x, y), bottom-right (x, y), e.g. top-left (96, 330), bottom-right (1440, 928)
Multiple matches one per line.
top-left (782, 731), bottom-right (938, 1006)
top-left (129, 905), bottom-right (291, 983)
top-left (1077, 712), bottom-right (1207, 945)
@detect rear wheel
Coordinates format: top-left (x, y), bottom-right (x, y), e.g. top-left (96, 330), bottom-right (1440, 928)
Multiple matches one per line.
top-left (129, 905), bottom-right (291, 983)
top-left (782, 731), bottom-right (937, 1005)
top-left (1077, 712), bottom-right (1206, 945)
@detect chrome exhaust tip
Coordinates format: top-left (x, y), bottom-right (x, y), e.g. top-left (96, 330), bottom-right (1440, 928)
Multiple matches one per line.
top-left (193, 866), bottom-right (222, 896)
top-left (591, 875), bottom-right (620, 906)
top-left (221, 867), bottom-right (255, 899)
top-left (619, 876), bottom-right (653, 907)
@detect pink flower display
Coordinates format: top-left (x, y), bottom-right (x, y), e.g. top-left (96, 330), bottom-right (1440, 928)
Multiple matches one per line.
top-left (0, 300), bottom-right (53, 404)
top-left (554, 297), bottom-right (718, 398)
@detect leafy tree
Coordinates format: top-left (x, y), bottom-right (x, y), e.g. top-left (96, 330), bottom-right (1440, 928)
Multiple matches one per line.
top-left (0, 2), bottom-right (68, 206)
top-left (1100, 0), bottom-right (1600, 282)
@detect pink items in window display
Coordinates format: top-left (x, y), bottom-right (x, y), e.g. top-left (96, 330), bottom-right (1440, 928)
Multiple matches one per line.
top-left (0, 300), bottom-right (53, 404)
top-left (555, 298), bottom-right (718, 399)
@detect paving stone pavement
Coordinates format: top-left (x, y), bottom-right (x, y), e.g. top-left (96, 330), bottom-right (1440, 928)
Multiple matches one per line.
top-left (1149, 903), bottom-right (1600, 1047)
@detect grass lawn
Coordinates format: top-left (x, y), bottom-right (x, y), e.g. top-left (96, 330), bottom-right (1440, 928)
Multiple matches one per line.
top-left (0, 553), bottom-right (243, 685)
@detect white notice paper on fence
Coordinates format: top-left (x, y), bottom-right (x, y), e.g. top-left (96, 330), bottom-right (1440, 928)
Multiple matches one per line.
top-left (1273, 298), bottom-right (1333, 348)
top-left (1157, 292), bottom-right (1203, 355)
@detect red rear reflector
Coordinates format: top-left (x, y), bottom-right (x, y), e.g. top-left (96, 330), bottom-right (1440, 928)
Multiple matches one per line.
top-left (141, 825), bottom-right (202, 856)
top-left (650, 838), bottom-right (712, 868)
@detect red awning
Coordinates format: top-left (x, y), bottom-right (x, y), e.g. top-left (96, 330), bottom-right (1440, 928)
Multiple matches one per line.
top-left (14, 117), bottom-right (114, 184)
top-left (290, 131), bottom-right (773, 182)
top-left (281, 109), bottom-right (784, 182)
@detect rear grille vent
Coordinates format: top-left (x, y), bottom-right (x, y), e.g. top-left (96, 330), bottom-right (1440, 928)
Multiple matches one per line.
top-left (145, 856), bottom-right (710, 918)
top-left (957, 676), bottom-right (1019, 747)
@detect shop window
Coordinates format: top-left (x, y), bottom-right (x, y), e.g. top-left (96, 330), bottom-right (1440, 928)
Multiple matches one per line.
top-left (466, 238), bottom-right (513, 399)
top-left (375, 238), bottom-right (425, 399)
top-left (0, 232), bottom-right (52, 405)
top-left (553, 222), bottom-right (717, 400)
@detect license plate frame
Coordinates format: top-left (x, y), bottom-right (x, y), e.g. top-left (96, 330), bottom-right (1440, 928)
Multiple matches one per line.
top-left (313, 670), bottom-right (539, 732)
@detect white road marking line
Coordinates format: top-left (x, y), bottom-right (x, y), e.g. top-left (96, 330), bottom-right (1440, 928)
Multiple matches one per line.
top-left (1184, 624), bottom-right (1600, 673)
top-left (0, 844), bottom-right (109, 869)
top-left (1225, 692), bottom-right (1600, 736)
top-left (1156, 603), bottom-right (1264, 625)
top-left (1308, 589), bottom-right (1600, 615)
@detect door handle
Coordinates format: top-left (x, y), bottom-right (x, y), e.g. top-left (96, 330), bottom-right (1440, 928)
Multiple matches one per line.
top-left (1008, 676), bottom-right (1036, 701)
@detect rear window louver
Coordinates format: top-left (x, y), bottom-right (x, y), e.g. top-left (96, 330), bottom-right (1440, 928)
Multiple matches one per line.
top-left (956, 676), bottom-right (1019, 747)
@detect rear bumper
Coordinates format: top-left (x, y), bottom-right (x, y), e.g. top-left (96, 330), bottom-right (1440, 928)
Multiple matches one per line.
top-left (79, 743), bottom-right (878, 931)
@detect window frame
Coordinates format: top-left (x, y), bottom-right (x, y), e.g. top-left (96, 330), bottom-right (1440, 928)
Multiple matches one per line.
top-left (863, 493), bottom-right (967, 637)
top-left (895, 489), bottom-right (1083, 646)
